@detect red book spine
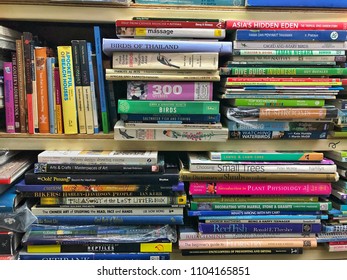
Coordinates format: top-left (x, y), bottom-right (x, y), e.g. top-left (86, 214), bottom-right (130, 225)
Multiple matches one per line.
top-left (226, 20), bottom-right (347, 30)
top-left (116, 20), bottom-right (225, 29)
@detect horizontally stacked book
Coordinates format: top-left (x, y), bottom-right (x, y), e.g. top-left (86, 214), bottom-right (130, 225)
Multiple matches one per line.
top-left (15, 150), bottom-right (185, 260)
top-left (178, 151), bottom-right (337, 256)
top-left (219, 19), bottom-right (346, 140)
top-left (102, 18), bottom-right (232, 141)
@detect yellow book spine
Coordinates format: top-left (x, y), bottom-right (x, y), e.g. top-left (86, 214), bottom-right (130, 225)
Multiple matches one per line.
top-left (27, 245), bottom-right (61, 253)
top-left (57, 46), bottom-right (78, 134)
top-left (140, 243), bottom-right (172, 253)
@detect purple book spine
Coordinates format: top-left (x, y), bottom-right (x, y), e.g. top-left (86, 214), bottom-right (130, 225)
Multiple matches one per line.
top-left (3, 62), bottom-right (15, 133)
top-left (127, 81), bottom-right (213, 100)
top-left (198, 222), bottom-right (321, 234)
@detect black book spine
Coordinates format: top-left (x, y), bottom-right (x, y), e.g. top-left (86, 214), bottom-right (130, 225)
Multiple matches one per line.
top-left (20, 190), bottom-right (178, 197)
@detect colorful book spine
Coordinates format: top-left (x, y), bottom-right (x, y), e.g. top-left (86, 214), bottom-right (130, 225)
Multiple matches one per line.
top-left (71, 40), bottom-right (86, 134)
top-left (245, 0), bottom-right (347, 8)
top-left (94, 26), bottom-right (109, 133)
top-left (229, 55), bottom-right (346, 63)
top-left (116, 27), bottom-right (226, 39)
top-left (57, 46), bottom-right (78, 134)
top-left (228, 99), bottom-right (325, 107)
top-left (102, 38), bottom-right (233, 56)
top-left (187, 210), bottom-right (322, 217)
top-left (35, 47), bottom-right (50, 133)
top-left (11, 52), bottom-right (20, 132)
top-left (234, 30), bottom-right (347, 42)
top-left (189, 182), bottom-right (332, 195)
top-left (233, 41), bottom-right (347, 50)
top-left (46, 57), bottom-right (56, 134)
top-left (223, 77), bottom-right (342, 86)
top-left (181, 248), bottom-right (303, 255)
top-left (54, 67), bottom-right (63, 134)
top-left (226, 20), bottom-right (347, 30)
top-left (112, 52), bottom-right (219, 70)
top-left (233, 49), bottom-right (346, 56)
top-left (127, 81), bottom-right (213, 100)
top-left (229, 131), bottom-right (328, 140)
top-left (118, 100), bottom-right (220, 114)
top-left (179, 237), bottom-right (317, 249)
top-left (116, 19), bottom-right (225, 29)
top-left (86, 42), bottom-right (99, 134)
top-left (3, 62), bottom-right (15, 133)
top-left (120, 113), bottom-right (221, 123)
top-left (30, 40), bottom-right (39, 134)
top-left (135, 0), bottom-right (245, 5)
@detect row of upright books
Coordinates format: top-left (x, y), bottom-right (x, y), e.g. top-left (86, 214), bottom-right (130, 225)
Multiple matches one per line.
top-left (1, 149), bottom-right (347, 259)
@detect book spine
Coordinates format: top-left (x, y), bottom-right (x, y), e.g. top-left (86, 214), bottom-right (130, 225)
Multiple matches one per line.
top-left (38, 195), bottom-right (186, 206)
top-left (106, 73), bottom-right (220, 82)
top-left (71, 40), bottom-right (86, 134)
top-left (181, 248), bottom-right (303, 255)
top-left (188, 182), bottom-right (332, 195)
top-left (3, 62), bottom-right (15, 133)
top-left (136, 0), bottom-right (244, 5)
top-left (187, 210), bottom-right (322, 216)
top-left (102, 38), bottom-right (233, 56)
top-left (230, 56), bottom-right (346, 63)
top-left (54, 67), bottom-right (63, 134)
top-left (116, 27), bottom-right (226, 39)
top-left (120, 113), bottom-right (221, 123)
top-left (11, 52), bottom-right (20, 132)
top-left (245, 0), bottom-right (347, 8)
top-left (201, 218), bottom-right (322, 223)
top-left (22, 190), bottom-right (178, 197)
top-left (79, 40), bottom-right (94, 134)
top-left (30, 40), bottom-right (39, 133)
top-left (234, 30), bottom-right (347, 42)
top-left (226, 20), bottom-right (347, 30)
top-left (224, 77), bottom-right (342, 85)
top-left (230, 99), bottom-right (325, 107)
top-left (26, 242), bottom-right (172, 253)
top-left (127, 81), bottom-right (213, 100)
top-left (226, 67), bottom-right (347, 76)
top-left (94, 26), bottom-right (109, 133)
top-left (35, 215), bottom-right (184, 225)
top-left (112, 52), bottom-right (218, 70)
top-left (228, 131), bottom-right (328, 140)
top-left (86, 42), bottom-right (99, 133)
top-left (117, 100), bottom-right (220, 114)
top-left (193, 196), bottom-right (319, 203)
top-left (35, 47), bottom-right (50, 133)
top-left (15, 39), bottom-right (27, 133)
top-left (114, 121), bottom-right (228, 141)
top-left (57, 46), bottom-right (78, 134)
top-left (179, 237), bottom-right (317, 249)
top-left (0, 232), bottom-right (17, 255)
top-left (46, 57), bottom-right (56, 134)
top-left (189, 201), bottom-right (332, 211)
top-left (328, 244), bottom-right (347, 252)
top-left (116, 20), bottom-right (226, 29)
top-left (233, 41), bottom-right (347, 50)
top-left (198, 222), bottom-right (321, 234)
top-left (232, 49), bottom-right (346, 56)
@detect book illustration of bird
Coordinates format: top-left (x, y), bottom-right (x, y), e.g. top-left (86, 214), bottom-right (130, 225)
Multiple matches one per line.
top-left (118, 128), bottom-right (135, 139)
top-left (157, 54), bottom-right (180, 69)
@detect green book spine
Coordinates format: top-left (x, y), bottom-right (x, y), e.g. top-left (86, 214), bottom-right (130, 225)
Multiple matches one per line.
top-left (209, 151), bottom-right (323, 161)
top-left (228, 67), bottom-right (347, 76)
top-left (230, 99), bottom-right (325, 107)
top-left (190, 201), bottom-right (332, 211)
top-left (118, 100), bottom-right (220, 114)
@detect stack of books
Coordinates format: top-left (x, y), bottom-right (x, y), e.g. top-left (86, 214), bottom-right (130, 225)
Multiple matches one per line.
top-left (178, 151), bottom-right (337, 256)
top-left (15, 150), bottom-right (186, 260)
top-left (217, 19), bottom-right (347, 140)
top-left (102, 18), bottom-right (232, 141)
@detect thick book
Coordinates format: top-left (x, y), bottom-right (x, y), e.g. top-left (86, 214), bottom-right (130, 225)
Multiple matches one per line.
top-left (102, 38), bottom-right (233, 56)
top-left (118, 100), bottom-right (220, 115)
top-left (37, 150), bottom-right (158, 165)
top-left (18, 252), bottom-right (170, 260)
top-left (188, 181), bottom-right (332, 196)
top-left (127, 81), bottom-right (213, 101)
top-left (245, 0), bottom-right (347, 8)
top-left (112, 52), bottom-right (218, 70)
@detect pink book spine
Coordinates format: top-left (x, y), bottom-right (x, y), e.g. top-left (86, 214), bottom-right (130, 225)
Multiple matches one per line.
top-left (127, 81), bottom-right (213, 100)
top-left (189, 181), bottom-right (332, 195)
top-left (3, 62), bottom-right (15, 133)
top-left (226, 20), bottom-right (347, 30)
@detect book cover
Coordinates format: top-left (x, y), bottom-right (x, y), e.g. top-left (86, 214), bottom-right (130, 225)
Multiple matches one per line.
top-left (3, 61), bottom-right (15, 133)
top-left (112, 52), bottom-right (219, 70)
top-left (127, 81), bottom-right (213, 101)
top-left (57, 46), bottom-right (78, 134)
top-left (102, 38), bottom-right (233, 56)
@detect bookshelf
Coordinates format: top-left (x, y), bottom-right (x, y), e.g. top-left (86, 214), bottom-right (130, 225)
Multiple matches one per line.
top-left (1, 0), bottom-right (347, 260)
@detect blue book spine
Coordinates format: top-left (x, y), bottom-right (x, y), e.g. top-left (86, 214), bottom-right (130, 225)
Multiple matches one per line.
top-left (35, 215), bottom-right (184, 225)
top-left (19, 252), bottom-right (170, 260)
top-left (120, 113), bottom-right (221, 123)
top-left (229, 130), bottom-right (328, 140)
top-left (0, 187), bottom-right (18, 213)
top-left (235, 30), bottom-right (347, 42)
top-left (198, 215), bottom-right (328, 220)
top-left (136, 0), bottom-right (245, 5)
top-left (246, 0), bottom-right (347, 8)
top-left (46, 57), bottom-right (56, 134)
top-left (187, 210), bottom-right (322, 216)
top-left (322, 224), bottom-right (347, 232)
top-left (102, 38), bottom-right (233, 56)
top-left (94, 26), bottom-right (109, 134)
top-left (86, 42), bottom-right (100, 134)
top-left (198, 222), bottom-right (322, 234)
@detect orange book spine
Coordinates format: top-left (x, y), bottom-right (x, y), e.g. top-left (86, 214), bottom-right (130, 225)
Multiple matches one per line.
top-left (35, 47), bottom-right (50, 133)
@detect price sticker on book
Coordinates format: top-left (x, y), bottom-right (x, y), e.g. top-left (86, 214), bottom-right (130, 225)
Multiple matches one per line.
top-left (214, 29), bottom-right (223, 37)
top-left (135, 28), bottom-right (147, 36)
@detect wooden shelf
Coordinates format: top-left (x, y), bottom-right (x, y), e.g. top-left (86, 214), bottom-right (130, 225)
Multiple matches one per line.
top-left (0, 134), bottom-right (346, 151)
